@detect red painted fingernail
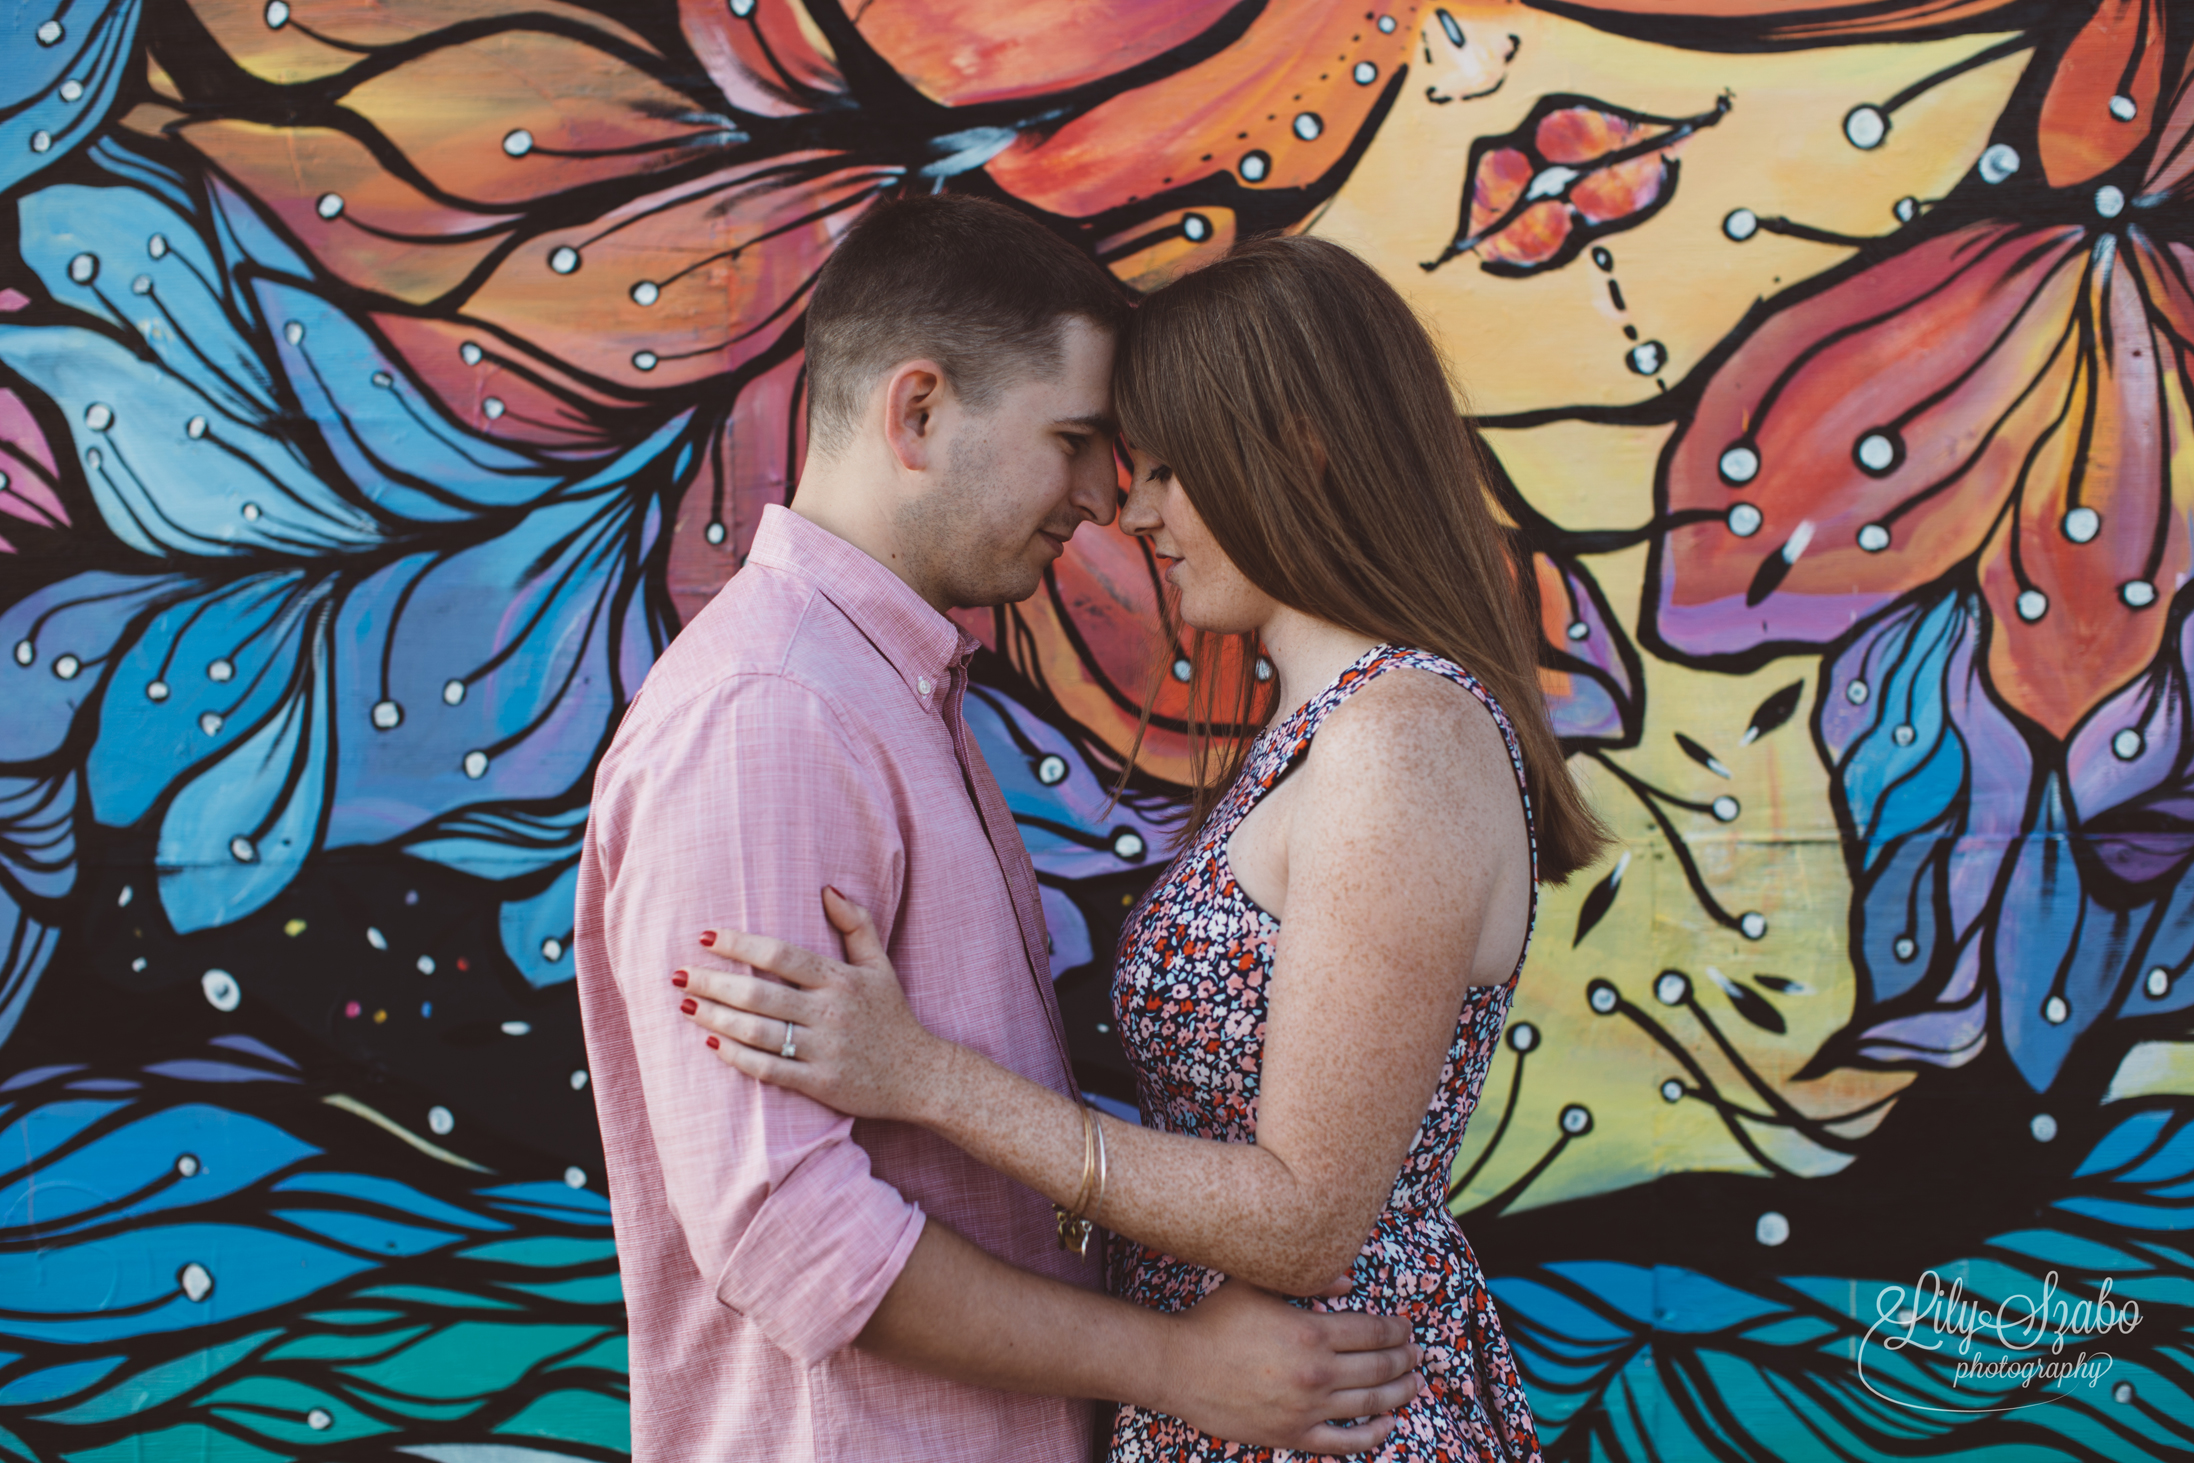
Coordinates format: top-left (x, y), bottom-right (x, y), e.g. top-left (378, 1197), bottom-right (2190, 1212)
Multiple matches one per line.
top-left (699, 931), bottom-right (715, 947)
top-left (706, 1035), bottom-right (719, 1049)
top-left (680, 997), bottom-right (697, 1016)
top-left (671, 971), bottom-right (688, 988)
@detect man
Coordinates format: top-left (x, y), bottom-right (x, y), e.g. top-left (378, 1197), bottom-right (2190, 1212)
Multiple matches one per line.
top-left (575, 193), bottom-right (1418, 1460)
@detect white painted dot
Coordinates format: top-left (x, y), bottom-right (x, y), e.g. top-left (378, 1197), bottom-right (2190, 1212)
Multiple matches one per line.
top-left (564, 1166), bottom-right (587, 1189)
top-left (2063, 506), bottom-right (2100, 542)
top-left (229, 836), bottom-right (255, 863)
top-left (632, 350), bottom-right (659, 371)
top-left (176, 1153), bottom-right (199, 1176)
top-left (180, 1262), bottom-right (214, 1300)
top-left (201, 969), bottom-right (240, 1012)
top-left (371, 699), bottom-right (402, 730)
top-left (307, 1409), bottom-right (331, 1431)
top-left (29, 131), bottom-right (51, 155)
top-left (1979, 143), bottom-right (2020, 184)
top-left (2122, 580), bottom-right (2157, 608)
top-left (11, 640), bottom-right (30, 666)
top-left (366, 926), bottom-right (387, 950)
top-left (1588, 983), bottom-right (1618, 1014)
top-left (1894, 196), bottom-right (1918, 222)
top-left (541, 937), bottom-right (565, 962)
top-left (1894, 936), bottom-right (1917, 961)
top-left (2111, 94), bottom-right (2138, 122)
top-left (1037, 754), bottom-right (1069, 785)
top-left (207, 658), bottom-right (233, 682)
top-left (187, 415), bottom-right (207, 439)
top-left (704, 520), bottom-right (726, 546)
top-left (2043, 995), bottom-right (2069, 1024)
top-left (36, 20), bottom-right (63, 46)
top-left (2031, 1112), bottom-right (2058, 1142)
top-left (316, 193), bottom-right (344, 220)
top-left (118, 885), bottom-right (133, 908)
top-left (1566, 619), bottom-right (1592, 640)
top-left (460, 342), bottom-right (483, 365)
top-left (1560, 1104), bottom-right (1593, 1135)
top-left (1293, 113), bottom-right (1323, 141)
top-left (284, 321), bottom-right (305, 345)
top-left (1856, 432), bottom-right (1897, 473)
top-left (427, 1105), bottom-right (454, 1136)
top-left (1660, 1079), bottom-right (1683, 1102)
top-left (1240, 150), bottom-right (1270, 182)
top-left (1172, 657), bottom-right (1193, 682)
top-left (570, 1069), bottom-right (589, 1090)
top-left (1114, 831), bottom-right (1147, 860)
top-left (1892, 723), bottom-right (1916, 746)
top-left (146, 679), bottom-right (168, 701)
top-left (1255, 656), bottom-right (1275, 680)
top-left (503, 129), bottom-right (534, 157)
top-left (1378, 15), bottom-right (1396, 31)
top-left (731, 0), bottom-right (755, 14)
top-left (1353, 61), bottom-right (1378, 85)
top-left (241, 502), bottom-right (263, 524)
top-left (501, 1020), bottom-right (530, 1036)
top-left (2115, 728), bottom-right (2144, 760)
top-left (630, 280), bottom-right (659, 307)
top-left (1508, 1022), bottom-right (1538, 1052)
top-left (442, 678), bottom-right (465, 705)
top-left (1723, 208), bottom-right (1758, 241)
top-left (59, 78), bottom-right (83, 102)
top-left (266, 1), bottom-right (291, 27)
top-left (1740, 911), bottom-right (1768, 940)
top-left (463, 750), bottom-right (489, 778)
top-left (1711, 796), bottom-right (1739, 822)
top-left (2115, 1381), bottom-right (2136, 1404)
top-left (1846, 679), bottom-right (1869, 705)
top-left (68, 253), bottom-right (97, 284)
top-left (1844, 105), bottom-right (1887, 149)
top-left (2017, 589), bottom-right (2048, 622)
top-left (1627, 340), bottom-right (1666, 375)
top-left (1727, 503), bottom-right (1762, 537)
top-left (1756, 1211), bottom-right (1790, 1246)
top-left (482, 397), bottom-right (505, 420)
top-left (1655, 971), bottom-right (1689, 1006)
top-left (131, 956), bottom-right (146, 972)
top-left (199, 711), bottom-right (223, 736)
top-left (1857, 523), bottom-right (1890, 553)
top-left (1182, 213), bottom-right (1211, 243)
top-left (416, 955), bottom-right (436, 975)
top-left (2097, 184), bottom-right (2126, 219)
top-left (549, 246), bottom-right (581, 274)
top-left (85, 448), bottom-right (100, 470)
top-left (2146, 967), bottom-right (2170, 998)
top-left (1718, 444), bottom-right (1759, 484)
top-left (148, 234), bottom-right (168, 258)
top-left (52, 654), bottom-right (79, 680)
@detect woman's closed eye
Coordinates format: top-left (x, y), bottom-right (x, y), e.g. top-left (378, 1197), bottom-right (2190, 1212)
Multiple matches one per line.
top-left (1145, 462), bottom-right (1174, 483)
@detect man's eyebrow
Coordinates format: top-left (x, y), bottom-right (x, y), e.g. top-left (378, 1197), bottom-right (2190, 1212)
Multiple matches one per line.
top-left (1052, 414), bottom-right (1119, 435)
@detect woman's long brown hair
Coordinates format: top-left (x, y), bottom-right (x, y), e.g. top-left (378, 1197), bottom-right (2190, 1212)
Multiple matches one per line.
top-left (1115, 234), bottom-right (1611, 883)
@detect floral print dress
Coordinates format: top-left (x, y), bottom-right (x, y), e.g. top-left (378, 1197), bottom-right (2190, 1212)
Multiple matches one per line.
top-left (1108, 645), bottom-right (1543, 1463)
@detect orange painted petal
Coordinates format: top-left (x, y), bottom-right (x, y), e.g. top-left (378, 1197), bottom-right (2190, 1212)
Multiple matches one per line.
top-left (1476, 200), bottom-right (1573, 268)
top-left (1533, 0), bottom-right (2030, 46)
top-left (185, 0), bottom-right (655, 86)
top-left (342, 31), bottom-right (727, 208)
top-left (183, 121), bottom-right (519, 304)
top-left (1466, 147), bottom-right (1533, 237)
top-left (669, 350), bottom-right (808, 624)
top-left (1655, 222), bottom-right (2091, 659)
top-left (850, 0), bottom-right (1241, 107)
top-left (463, 158), bottom-right (888, 391)
top-left (371, 313), bottom-right (627, 448)
top-left (1569, 153), bottom-right (1669, 225)
top-left (2039, 0), bottom-right (2163, 189)
top-left (681, 0), bottom-right (844, 118)
top-left (1981, 234), bottom-right (2194, 735)
top-left (1534, 106), bottom-right (1649, 165)
top-left (1099, 208), bottom-right (1237, 293)
top-left (986, 0), bottom-right (1416, 217)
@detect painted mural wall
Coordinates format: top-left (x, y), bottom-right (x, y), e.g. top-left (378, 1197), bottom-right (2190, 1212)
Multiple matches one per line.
top-left (5, 0), bottom-right (2194, 1458)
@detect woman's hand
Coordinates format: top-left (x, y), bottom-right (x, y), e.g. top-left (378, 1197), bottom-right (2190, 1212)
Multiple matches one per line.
top-left (677, 886), bottom-right (949, 1123)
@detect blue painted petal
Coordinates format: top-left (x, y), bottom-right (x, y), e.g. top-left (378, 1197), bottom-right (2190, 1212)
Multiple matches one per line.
top-left (270, 1209), bottom-right (465, 1258)
top-left (0, 1102), bottom-right (320, 1240)
top-left (270, 1172), bottom-right (510, 1233)
top-left (29, 1328), bottom-right (277, 1426)
top-left (403, 804), bottom-right (588, 881)
top-left (1995, 778), bottom-right (2105, 1092)
top-left (0, 2), bottom-right (140, 192)
top-left (156, 625), bottom-right (334, 933)
top-left (0, 893), bottom-right (60, 1055)
top-left (962, 685), bottom-right (1172, 881)
top-left (1830, 595), bottom-right (1968, 868)
top-left (0, 325), bottom-right (376, 558)
top-left (499, 864), bottom-right (579, 990)
top-left (2074, 1107), bottom-right (2174, 1178)
top-left (0, 570), bottom-right (178, 762)
top-left (0, 1354), bottom-right (127, 1408)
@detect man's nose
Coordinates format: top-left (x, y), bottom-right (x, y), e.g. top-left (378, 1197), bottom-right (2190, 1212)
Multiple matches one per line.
top-left (1077, 460), bottom-right (1120, 526)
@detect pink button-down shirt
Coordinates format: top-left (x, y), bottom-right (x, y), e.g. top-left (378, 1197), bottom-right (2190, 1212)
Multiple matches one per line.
top-left (576, 505), bottom-right (1100, 1461)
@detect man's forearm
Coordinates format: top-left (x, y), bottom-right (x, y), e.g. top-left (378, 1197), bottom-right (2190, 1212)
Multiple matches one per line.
top-left (854, 1218), bottom-right (1173, 1408)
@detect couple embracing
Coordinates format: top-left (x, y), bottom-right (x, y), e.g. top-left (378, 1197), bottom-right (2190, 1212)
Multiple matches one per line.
top-left (574, 193), bottom-right (1605, 1462)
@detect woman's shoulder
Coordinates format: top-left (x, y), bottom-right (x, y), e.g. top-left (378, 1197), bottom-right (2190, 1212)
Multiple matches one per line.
top-left (1307, 655), bottom-right (1514, 794)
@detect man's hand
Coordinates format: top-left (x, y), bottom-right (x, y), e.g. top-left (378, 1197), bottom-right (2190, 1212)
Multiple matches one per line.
top-left (1155, 1278), bottom-right (1421, 1454)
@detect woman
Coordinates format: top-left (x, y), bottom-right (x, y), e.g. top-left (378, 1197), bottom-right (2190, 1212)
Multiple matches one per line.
top-left (675, 235), bottom-right (1607, 1460)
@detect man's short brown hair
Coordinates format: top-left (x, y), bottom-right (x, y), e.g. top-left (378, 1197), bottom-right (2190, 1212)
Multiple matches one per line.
top-left (803, 193), bottom-right (1129, 455)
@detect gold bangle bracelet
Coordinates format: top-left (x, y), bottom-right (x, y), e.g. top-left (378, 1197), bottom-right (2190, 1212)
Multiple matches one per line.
top-left (1055, 1103), bottom-right (1100, 1255)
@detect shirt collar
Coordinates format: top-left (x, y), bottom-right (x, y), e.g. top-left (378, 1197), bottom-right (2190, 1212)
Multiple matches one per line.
top-left (746, 504), bottom-right (974, 711)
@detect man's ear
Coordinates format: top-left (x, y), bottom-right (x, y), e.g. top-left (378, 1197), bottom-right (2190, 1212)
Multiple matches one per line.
top-left (883, 360), bottom-right (947, 474)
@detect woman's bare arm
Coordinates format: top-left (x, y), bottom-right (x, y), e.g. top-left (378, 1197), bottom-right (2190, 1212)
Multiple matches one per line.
top-left (683, 671), bottom-right (1528, 1295)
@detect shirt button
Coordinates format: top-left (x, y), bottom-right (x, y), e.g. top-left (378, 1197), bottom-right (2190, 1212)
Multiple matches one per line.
top-left (917, 676), bottom-right (933, 697)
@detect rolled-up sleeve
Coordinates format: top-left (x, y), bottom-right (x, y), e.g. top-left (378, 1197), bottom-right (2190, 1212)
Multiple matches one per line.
top-left (594, 672), bottom-right (923, 1365)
